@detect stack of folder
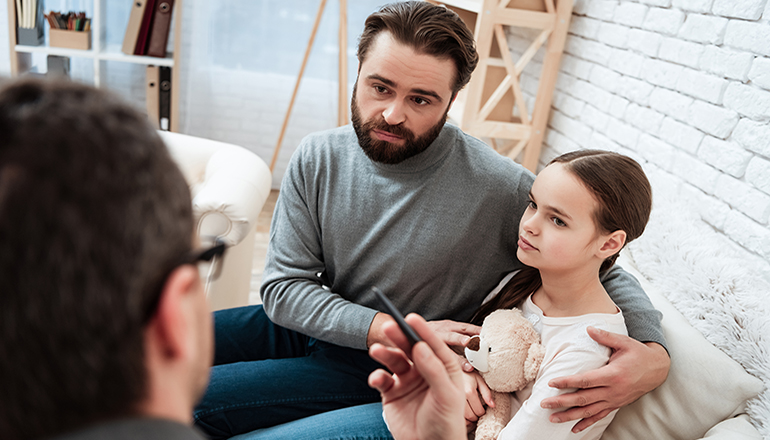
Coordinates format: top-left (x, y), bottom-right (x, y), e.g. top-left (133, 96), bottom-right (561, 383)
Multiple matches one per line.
top-left (121, 0), bottom-right (175, 58)
top-left (145, 65), bottom-right (172, 131)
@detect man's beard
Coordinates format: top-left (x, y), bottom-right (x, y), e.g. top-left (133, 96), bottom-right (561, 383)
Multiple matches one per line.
top-left (351, 85), bottom-right (448, 165)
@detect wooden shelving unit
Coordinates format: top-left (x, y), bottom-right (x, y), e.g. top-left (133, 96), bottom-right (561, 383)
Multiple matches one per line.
top-left (6, 0), bottom-right (183, 132)
top-left (429, 0), bottom-right (574, 172)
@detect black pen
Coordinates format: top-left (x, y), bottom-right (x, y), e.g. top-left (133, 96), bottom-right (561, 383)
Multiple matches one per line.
top-left (371, 286), bottom-right (422, 346)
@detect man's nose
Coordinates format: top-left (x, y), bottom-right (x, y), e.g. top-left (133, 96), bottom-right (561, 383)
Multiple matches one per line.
top-left (382, 101), bottom-right (406, 126)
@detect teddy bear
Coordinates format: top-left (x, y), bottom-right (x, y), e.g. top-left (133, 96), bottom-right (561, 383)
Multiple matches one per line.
top-left (464, 308), bottom-right (546, 440)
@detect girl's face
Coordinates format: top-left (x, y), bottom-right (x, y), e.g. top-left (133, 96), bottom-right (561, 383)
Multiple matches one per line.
top-left (517, 163), bottom-right (611, 274)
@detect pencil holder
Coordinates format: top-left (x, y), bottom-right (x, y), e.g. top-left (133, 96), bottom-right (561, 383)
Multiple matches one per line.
top-left (50, 29), bottom-right (91, 50)
top-left (17, 25), bottom-right (44, 46)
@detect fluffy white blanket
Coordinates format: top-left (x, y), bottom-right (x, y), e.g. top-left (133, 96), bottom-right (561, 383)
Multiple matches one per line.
top-left (626, 199), bottom-right (770, 438)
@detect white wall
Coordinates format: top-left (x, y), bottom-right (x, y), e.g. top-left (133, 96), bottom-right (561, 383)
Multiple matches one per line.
top-left (0, 3), bottom-right (10, 75)
top-left (511, 0), bottom-right (770, 279)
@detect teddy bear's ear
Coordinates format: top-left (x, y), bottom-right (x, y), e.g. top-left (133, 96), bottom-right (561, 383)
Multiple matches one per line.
top-left (524, 343), bottom-right (546, 382)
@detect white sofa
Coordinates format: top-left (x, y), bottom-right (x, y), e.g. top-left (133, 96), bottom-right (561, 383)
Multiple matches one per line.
top-left (160, 131), bottom-right (272, 311)
top-left (602, 199), bottom-right (768, 440)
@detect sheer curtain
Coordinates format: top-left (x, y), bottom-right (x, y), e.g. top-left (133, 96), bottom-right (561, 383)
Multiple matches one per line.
top-left (179, 0), bottom-right (384, 186)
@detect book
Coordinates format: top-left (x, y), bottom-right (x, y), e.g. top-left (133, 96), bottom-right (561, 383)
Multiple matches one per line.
top-left (121, 0), bottom-right (148, 55)
top-left (146, 0), bottom-right (174, 58)
top-left (145, 65), bottom-right (160, 129)
top-left (158, 66), bottom-right (172, 130)
top-left (133, 0), bottom-right (156, 55)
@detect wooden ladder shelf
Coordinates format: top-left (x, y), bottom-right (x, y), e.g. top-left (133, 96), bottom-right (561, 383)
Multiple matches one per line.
top-left (430, 0), bottom-right (574, 172)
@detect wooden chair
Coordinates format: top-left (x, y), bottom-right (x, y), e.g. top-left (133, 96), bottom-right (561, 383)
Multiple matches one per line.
top-left (429, 0), bottom-right (574, 172)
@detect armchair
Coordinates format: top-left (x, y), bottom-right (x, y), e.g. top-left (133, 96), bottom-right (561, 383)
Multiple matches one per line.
top-left (160, 131), bottom-right (272, 311)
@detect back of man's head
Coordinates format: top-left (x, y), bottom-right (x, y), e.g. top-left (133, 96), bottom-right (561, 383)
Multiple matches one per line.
top-left (0, 78), bottom-right (193, 440)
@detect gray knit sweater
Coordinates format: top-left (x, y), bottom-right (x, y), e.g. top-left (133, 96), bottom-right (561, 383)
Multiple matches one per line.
top-left (260, 124), bottom-right (665, 350)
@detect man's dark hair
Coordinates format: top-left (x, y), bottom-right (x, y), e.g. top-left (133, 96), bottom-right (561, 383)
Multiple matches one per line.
top-left (0, 78), bottom-right (193, 440)
top-left (357, 1), bottom-right (479, 95)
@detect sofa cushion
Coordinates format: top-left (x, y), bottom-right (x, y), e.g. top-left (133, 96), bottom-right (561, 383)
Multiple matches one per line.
top-left (601, 255), bottom-right (764, 440)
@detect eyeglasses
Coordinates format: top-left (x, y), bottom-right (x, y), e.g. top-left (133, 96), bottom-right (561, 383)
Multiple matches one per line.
top-left (194, 237), bottom-right (227, 296)
top-left (142, 237), bottom-right (228, 323)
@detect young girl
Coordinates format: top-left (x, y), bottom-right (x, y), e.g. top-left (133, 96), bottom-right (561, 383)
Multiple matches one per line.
top-left (466, 149), bottom-right (653, 440)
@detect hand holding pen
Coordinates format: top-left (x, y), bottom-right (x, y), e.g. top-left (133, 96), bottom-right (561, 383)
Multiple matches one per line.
top-left (368, 313), bottom-right (466, 440)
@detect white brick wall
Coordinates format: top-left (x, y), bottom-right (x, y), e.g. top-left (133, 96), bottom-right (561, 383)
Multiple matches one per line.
top-left (659, 37), bottom-right (705, 67)
top-left (678, 13), bottom-right (727, 43)
top-left (672, 0), bottom-right (714, 13)
top-left (748, 56), bottom-right (770, 89)
top-left (712, 0), bottom-right (767, 20)
top-left (724, 20), bottom-right (770, 56)
top-left (700, 45), bottom-right (753, 80)
top-left (521, 0), bottom-right (770, 279)
top-left (644, 7), bottom-right (686, 35)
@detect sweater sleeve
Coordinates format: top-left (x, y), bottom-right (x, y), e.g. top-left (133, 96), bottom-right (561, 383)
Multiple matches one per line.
top-left (601, 264), bottom-right (667, 351)
top-left (258, 143), bottom-right (377, 349)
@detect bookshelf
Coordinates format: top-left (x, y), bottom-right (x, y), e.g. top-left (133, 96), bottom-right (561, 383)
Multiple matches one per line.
top-left (5, 0), bottom-right (183, 132)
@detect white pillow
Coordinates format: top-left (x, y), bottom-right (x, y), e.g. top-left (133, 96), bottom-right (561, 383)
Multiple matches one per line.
top-left (699, 415), bottom-right (763, 439)
top-left (602, 257), bottom-right (764, 440)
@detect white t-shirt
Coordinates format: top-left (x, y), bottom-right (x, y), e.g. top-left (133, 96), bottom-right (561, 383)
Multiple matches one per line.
top-left (486, 274), bottom-right (628, 440)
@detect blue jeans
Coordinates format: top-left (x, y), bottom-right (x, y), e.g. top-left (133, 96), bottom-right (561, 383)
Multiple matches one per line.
top-left (193, 305), bottom-right (384, 439)
top-left (230, 403), bottom-right (393, 440)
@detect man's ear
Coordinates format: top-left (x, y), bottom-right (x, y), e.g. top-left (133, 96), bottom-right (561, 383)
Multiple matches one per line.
top-left (597, 230), bottom-right (626, 259)
top-left (148, 265), bottom-right (200, 360)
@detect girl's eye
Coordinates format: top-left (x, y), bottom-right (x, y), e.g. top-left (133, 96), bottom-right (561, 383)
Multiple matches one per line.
top-left (527, 200), bottom-right (537, 209)
top-left (552, 217), bottom-right (566, 227)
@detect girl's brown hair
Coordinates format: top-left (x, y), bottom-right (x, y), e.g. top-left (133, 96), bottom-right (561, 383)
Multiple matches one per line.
top-left (471, 150), bottom-right (652, 325)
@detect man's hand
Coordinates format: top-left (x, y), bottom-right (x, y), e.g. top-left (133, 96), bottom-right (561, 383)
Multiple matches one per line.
top-left (540, 327), bottom-right (670, 433)
top-left (368, 314), bottom-right (466, 440)
top-left (367, 312), bottom-right (394, 348)
top-left (368, 314), bottom-right (481, 371)
top-left (425, 319), bottom-right (481, 372)
top-left (425, 319), bottom-right (481, 349)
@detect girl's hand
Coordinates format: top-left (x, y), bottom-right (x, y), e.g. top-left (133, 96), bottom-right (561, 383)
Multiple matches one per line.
top-left (463, 370), bottom-right (494, 427)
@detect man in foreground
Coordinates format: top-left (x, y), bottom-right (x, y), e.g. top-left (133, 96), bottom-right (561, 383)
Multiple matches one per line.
top-left (0, 78), bottom-right (216, 440)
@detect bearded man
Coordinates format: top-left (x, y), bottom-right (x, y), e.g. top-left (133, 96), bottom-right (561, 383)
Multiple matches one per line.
top-left (193, 2), bottom-right (669, 439)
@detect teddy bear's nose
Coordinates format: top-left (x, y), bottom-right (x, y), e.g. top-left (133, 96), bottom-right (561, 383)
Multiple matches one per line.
top-left (464, 335), bottom-right (489, 372)
top-left (467, 335), bottom-right (481, 351)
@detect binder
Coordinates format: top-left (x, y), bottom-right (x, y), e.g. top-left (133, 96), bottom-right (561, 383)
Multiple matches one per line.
top-left (121, 0), bottom-right (147, 55)
top-left (133, 0), bottom-right (156, 55)
top-left (145, 65), bottom-right (160, 129)
top-left (158, 66), bottom-right (172, 131)
top-left (146, 0), bottom-right (174, 58)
